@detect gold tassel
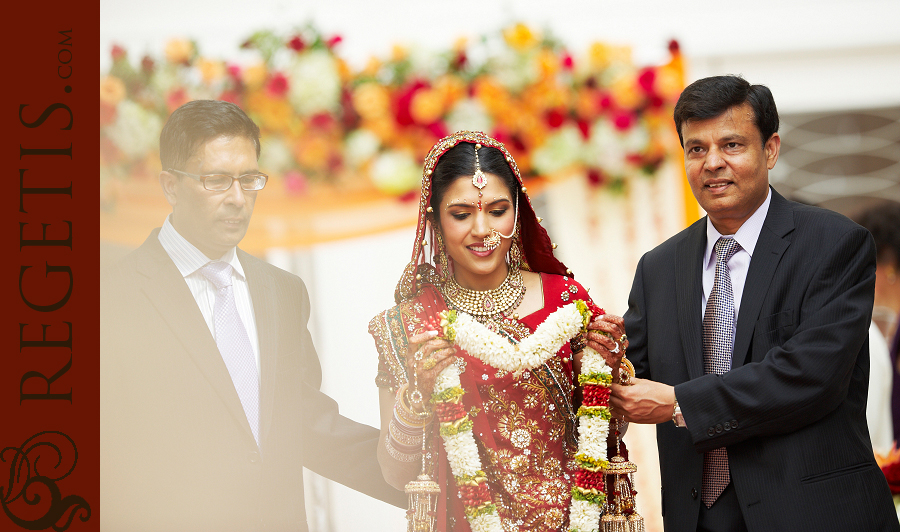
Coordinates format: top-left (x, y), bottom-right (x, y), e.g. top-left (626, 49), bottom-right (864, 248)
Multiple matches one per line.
top-left (405, 430), bottom-right (440, 532)
top-left (405, 473), bottom-right (441, 532)
top-left (601, 513), bottom-right (629, 532)
top-left (627, 512), bottom-right (645, 532)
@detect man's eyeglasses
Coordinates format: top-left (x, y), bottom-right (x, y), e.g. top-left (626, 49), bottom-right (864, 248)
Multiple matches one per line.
top-left (168, 169), bottom-right (269, 192)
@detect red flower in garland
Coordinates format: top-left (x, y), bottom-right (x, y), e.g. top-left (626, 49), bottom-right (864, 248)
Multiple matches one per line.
top-left (582, 384), bottom-right (610, 407)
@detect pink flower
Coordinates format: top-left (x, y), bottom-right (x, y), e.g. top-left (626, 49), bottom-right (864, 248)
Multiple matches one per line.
top-left (638, 69), bottom-right (656, 93)
top-left (111, 44), bottom-right (126, 61)
top-left (266, 72), bottom-right (289, 97)
top-left (613, 112), bottom-right (634, 131)
top-left (561, 52), bottom-right (574, 71)
top-left (283, 170), bottom-right (308, 195)
top-left (326, 35), bottom-right (343, 49)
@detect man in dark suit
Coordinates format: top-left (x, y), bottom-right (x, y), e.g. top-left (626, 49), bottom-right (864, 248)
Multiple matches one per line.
top-left (100, 100), bottom-right (405, 531)
top-left (608, 76), bottom-right (899, 531)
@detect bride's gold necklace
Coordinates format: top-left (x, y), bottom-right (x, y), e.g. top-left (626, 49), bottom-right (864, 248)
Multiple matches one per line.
top-left (443, 266), bottom-right (525, 319)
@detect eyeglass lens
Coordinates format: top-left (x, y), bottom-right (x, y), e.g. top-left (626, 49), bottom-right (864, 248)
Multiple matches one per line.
top-left (204, 174), bottom-right (267, 191)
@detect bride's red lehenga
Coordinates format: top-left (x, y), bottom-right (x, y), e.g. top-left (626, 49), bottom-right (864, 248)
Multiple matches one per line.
top-left (369, 131), bottom-right (603, 531)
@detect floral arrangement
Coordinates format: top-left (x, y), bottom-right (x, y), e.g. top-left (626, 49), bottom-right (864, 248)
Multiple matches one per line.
top-left (876, 444), bottom-right (900, 495)
top-left (431, 299), bottom-right (611, 532)
top-left (101, 22), bottom-right (684, 207)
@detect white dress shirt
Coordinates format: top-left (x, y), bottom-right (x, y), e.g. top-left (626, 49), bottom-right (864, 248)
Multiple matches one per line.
top-left (158, 215), bottom-right (261, 373)
top-left (701, 188), bottom-right (773, 331)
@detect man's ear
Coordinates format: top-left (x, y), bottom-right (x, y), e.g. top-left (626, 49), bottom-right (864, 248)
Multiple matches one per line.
top-left (159, 170), bottom-right (178, 207)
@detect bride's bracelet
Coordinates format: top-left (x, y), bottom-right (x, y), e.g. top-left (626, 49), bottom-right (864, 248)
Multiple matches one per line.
top-left (384, 433), bottom-right (420, 463)
top-left (395, 383), bottom-right (433, 426)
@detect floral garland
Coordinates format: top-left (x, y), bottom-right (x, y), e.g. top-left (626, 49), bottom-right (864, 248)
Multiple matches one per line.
top-left (432, 300), bottom-right (611, 532)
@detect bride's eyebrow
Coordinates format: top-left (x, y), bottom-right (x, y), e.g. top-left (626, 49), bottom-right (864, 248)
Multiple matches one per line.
top-left (445, 198), bottom-right (476, 209)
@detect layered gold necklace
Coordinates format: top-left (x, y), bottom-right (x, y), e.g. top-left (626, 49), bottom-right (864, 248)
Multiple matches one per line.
top-left (443, 267), bottom-right (526, 335)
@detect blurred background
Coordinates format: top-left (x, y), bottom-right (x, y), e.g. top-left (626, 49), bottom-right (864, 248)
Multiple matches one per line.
top-left (100, 1), bottom-right (900, 530)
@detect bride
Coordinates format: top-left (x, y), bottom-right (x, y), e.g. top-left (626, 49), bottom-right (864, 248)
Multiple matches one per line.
top-left (369, 131), bottom-right (627, 531)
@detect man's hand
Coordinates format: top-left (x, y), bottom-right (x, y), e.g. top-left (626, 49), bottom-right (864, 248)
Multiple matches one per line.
top-left (610, 378), bottom-right (676, 424)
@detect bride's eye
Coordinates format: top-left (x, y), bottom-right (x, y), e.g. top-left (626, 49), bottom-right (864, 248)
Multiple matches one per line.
top-left (490, 208), bottom-right (507, 217)
top-left (451, 212), bottom-right (470, 220)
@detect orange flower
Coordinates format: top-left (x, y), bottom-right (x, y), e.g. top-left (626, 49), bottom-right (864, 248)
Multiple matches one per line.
top-left (609, 73), bottom-right (642, 110)
top-left (242, 63), bottom-right (268, 91)
top-left (587, 42), bottom-right (631, 72)
top-left (503, 23), bottom-right (539, 51)
top-left (164, 38), bottom-right (194, 65)
top-left (654, 64), bottom-right (684, 100)
top-left (195, 57), bottom-right (225, 84)
top-left (293, 134), bottom-right (332, 171)
top-left (100, 75), bottom-right (126, 105)
top-left (352, 82), bottom-right (391, 121)
top-left (410, 88), bottom-right (445, 124)
top-left (536, 49), bottom-right (560, 78)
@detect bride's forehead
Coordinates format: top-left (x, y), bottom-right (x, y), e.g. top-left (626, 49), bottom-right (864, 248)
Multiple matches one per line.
top-left (440, 173), bottom-right (510, 199)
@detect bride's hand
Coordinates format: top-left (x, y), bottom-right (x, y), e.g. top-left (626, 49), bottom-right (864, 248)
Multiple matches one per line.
top-left (585, 314), bottom-right (628, 371)
top-left (405, 330), bottom-right (457, 410)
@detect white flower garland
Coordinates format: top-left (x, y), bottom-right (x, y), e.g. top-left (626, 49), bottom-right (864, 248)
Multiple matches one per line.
top-left (433, 300), bottom-right (611, 532)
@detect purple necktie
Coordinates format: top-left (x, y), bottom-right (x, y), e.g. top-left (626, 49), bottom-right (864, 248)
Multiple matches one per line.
top-left (201, 261), bottom-right (259, 445)
top-left (701, 237), bottom-right (741, 507)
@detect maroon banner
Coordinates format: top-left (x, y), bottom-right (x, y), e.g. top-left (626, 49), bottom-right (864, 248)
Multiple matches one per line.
top-left (2, 2), bottom-right (99, 531)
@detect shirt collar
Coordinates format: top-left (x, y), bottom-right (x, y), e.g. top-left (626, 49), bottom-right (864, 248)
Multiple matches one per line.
top-left (703, 186), bottom-right (772, 268)
top-left (158, 215), bottom-right (245, 279)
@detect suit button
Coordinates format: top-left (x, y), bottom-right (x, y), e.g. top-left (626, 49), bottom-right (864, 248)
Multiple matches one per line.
top-left (707, 427), bottom-right (715, 437)
top-left (731, 419), bottom-right (739, 429)
top-left (715, 424), bottom-right (723, 434)
top-left (249, 451), bottom-right (260, 463)
top-left (724, 421), bottom-right (731, 431)
top-left (691, 488), bottom-right (698, 499)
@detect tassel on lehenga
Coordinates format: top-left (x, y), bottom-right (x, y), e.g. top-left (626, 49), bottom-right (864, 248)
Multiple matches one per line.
top-left (405, 432), bottom-right (440, 532)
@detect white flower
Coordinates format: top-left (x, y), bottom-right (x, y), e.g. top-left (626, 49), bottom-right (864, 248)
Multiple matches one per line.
top-left (259, 137), bottom-right (294, 174)
top-left (569, 499), bottom-right (602, 531)
top-left (585, 120), bottom-right (627, 178)
top-left (453, 303), bottom-right (583, 373)
top-left (442, 431), bottom-right (481, 478)
top-left (577, 416), bottom-right (609, 462)
top-left (469, 512), bottom-right (503, 532)
top-left (287, 49), bottom-right (341, 117)
top-left (343, 129), bottom-right (381, 169)
top-left (580, 348), bottom-right (610, 375)
top-left (532, 125), bottom-right (585, 176)
top-left (370, 150), bottom-right (420, 195)
top-left (445, 98), bottom-right (493, 134)
top-left (433, 367), bottom-right (460, 393)
top-left (107, 100), bottom-right (163, 159)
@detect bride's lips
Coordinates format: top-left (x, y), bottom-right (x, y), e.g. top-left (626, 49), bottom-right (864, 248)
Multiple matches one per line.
top-left (466, 244), bottom-right (495, 257)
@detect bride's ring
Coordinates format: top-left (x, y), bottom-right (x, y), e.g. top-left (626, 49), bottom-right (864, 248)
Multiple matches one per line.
top-left (610, 341), bottom-right (621, 354)
top-left (422, 357), bottom-right (437, 370)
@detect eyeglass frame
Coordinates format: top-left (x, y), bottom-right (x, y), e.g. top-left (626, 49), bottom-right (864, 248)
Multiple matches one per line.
top-left (167, 168), bottom-right (269, 192)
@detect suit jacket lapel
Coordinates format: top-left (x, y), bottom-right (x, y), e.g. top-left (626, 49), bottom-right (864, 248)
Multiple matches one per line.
top-left (136, 232), bottom-right (257, 447)
top-left (732, 189), bottom-right (794, 368)
top-left (676, 219), bottom-right (707, 380)
top-left (240, 251), bottom-right (279, 446)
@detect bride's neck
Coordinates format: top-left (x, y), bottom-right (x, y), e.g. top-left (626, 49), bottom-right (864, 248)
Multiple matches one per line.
top-left (453, 263), bottom-right (510, 291)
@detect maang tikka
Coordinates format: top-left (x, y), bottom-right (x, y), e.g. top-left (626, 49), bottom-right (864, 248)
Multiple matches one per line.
top-left (473, 143), bottom-right (518, 251)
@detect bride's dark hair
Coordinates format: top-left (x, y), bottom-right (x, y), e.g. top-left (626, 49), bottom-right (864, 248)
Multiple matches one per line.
top-left (429, 142), bottom-right (518, 216)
